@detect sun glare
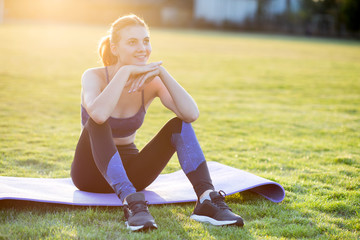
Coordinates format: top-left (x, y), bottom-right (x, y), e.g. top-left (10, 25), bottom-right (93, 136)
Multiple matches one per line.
top-left (5, 0), bottom-right (135, 24)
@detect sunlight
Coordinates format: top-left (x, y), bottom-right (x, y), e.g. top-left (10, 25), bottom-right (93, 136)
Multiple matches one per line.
top-left (5, 0), bottom-right (134, 24)
top-left (0, 0), bottom-right (4, 23)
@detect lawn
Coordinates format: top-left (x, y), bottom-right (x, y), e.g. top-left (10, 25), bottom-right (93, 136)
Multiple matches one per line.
top-left (0, 21), bottom-right (359, 239)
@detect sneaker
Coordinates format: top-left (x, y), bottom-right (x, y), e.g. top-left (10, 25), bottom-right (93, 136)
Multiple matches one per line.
top-left (123, 192), bottom-right (157, 231)
top-left (190, 190), bottom-right (244, 226)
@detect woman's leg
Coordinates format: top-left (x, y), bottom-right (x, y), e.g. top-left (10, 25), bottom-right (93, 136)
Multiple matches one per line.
top-left (71, 118), bottom-right (157, 231)
top-left (71, 123), bottom-right (113, 193)
top-left (171, 120), bottom-right (215, 198)
top-left (71, 118), bottom-right (136, 201)
top-left (123, 117), bottom-right (214, 198)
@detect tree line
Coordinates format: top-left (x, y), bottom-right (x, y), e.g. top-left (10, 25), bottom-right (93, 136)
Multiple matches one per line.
top-left (252, 0), bottom-right (359, 37)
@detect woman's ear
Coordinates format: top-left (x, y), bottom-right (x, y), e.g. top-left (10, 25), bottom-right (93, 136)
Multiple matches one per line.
top-left (110, 42), bottom-right (118, 56)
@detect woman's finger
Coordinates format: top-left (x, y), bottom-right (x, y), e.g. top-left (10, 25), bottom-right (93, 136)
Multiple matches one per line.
top-left (132, 65), bottom-right (157, 75)
top-left (137, 76), bottom-right (156, 92)
top-left (136, 74), bottom-right (149, 91)
top-left (133, 75), bottom-right (145, 92)
top-left (129, 73), bottom-right (146, 92)
top-left (125, 75), bottom-right (136, 87)
top-left (136, 69), bottom-right (160, 91)
top-left (147, 61), bottom-right (162, 67)
top-left (139, 62), bottom-right (162, 73)
top-left (128, 67), bottom-right (160, 92)
top-left (128, 78), bottom-right (139, 93)
top-left (127, 61), bottom-right (161, 76)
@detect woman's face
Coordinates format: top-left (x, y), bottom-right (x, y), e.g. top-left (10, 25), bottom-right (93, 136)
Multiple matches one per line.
top-left (112, 25), bottom-right (151, 66)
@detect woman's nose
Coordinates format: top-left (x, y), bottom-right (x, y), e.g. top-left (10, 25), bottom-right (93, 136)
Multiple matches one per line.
top-left (137, 43), bottom-right (146, 51)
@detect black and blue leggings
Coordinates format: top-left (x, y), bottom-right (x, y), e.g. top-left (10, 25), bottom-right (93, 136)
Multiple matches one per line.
top-left (71, 117), bottom-right (214, 201)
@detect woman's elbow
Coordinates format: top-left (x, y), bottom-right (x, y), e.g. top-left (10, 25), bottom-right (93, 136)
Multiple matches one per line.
top-left (89, 110), bottom-right (108, 125)
top-left (184, 110), bottom-right (199, 123)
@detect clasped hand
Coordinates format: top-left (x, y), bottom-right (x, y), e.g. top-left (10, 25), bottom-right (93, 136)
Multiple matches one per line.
top-left (124, 61), bottom-right (163, 93)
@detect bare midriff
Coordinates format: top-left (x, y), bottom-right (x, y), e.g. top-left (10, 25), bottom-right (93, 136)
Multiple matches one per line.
top-left (113, 133), bottom-right (136, 146)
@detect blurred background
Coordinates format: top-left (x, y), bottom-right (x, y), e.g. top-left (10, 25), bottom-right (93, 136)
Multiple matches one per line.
top-left (1, 0), bottom-right (359, 38)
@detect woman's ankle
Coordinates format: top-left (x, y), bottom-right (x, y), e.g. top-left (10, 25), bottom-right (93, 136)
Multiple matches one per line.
top-left (199, 189), bottom-right (214, 203)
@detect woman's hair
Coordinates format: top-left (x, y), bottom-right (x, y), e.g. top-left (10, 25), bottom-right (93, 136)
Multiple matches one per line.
top-left (98, 14), bottom-right (148, 66)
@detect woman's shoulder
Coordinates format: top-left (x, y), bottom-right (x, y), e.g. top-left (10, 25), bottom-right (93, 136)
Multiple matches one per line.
top-left (81, 67), bottom-right (108, 87)
top-left (82, 67), bottom-right (106, 79)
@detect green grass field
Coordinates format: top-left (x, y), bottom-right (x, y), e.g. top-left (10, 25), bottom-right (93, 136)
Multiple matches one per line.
top-left (0, 22), bottom-right (359, 239)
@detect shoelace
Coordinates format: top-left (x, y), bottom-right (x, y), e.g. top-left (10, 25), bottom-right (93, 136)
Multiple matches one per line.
top-left (212, 190), bottom-right (231, 210)
top-left (128, 200), bottom-right (150, 215)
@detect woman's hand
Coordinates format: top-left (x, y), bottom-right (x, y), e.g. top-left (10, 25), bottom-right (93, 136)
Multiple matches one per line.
top-left (128, 68), bottom-right (160, 92)
top-left (122, 61), bottom-right (162, 77)
top-left (121, 61), bottom-right (162, 92)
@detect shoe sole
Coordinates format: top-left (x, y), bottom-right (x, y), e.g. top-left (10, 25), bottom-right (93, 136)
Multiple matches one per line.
top-left (125, 221), bottom-right (158, 232)
top-left (190, 214), bottom-right (243, 226)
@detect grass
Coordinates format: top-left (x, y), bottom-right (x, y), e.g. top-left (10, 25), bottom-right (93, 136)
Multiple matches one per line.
top-left (0, 21), bottom-right (359, 239)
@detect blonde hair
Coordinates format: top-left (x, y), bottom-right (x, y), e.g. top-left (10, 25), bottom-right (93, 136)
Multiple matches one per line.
top-left (98, 14), bottom-right (149, 66)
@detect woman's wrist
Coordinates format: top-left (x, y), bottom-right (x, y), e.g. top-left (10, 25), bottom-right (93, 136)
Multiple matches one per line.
top-left (158, 66), bottom-right (167, 80)
top-left (115, 66), bottom-right (132, 83)
top-left (118, 65), bottom-right (131, 76)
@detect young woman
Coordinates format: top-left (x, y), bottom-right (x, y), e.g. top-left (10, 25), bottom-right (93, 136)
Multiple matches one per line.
top-left (71, 14), bottom-right (244, 231)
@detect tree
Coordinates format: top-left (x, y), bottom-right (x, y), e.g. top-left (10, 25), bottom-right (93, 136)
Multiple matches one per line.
top-left (255, 0), bottom-right (271, 30)
top-left (341, 0), bottom-right (360, 32)
top-left (299, 0), bottom-right (360, 35)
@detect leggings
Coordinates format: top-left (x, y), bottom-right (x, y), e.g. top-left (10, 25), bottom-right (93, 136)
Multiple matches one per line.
top-left (71, 117), bottom-right (214, 201)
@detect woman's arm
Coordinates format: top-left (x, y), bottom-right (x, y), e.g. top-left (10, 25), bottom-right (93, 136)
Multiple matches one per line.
top-left (82, 67), bottom-right (130, 124)
top-left (156, 66), bottom-right (200, 123)
top-left (82, 62), bottom-right (162, 124)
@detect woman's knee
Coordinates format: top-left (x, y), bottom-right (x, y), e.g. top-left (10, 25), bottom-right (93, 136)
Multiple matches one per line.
top-left (84, 117), bottom-right (111, 132)
top-left (70, 167), bottom-right (87, 191)
top-left (71, 167), bottom-right (113, 193)
top-left (84, 117), bottom-right (113, 140)
top-left (164, 117), bottom-right (183, 134)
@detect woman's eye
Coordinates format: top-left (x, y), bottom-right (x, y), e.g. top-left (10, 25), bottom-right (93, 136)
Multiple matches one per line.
top-left (129, 40), bottom-right (136, 45)
top-left (144, 39), bottom-right (150, 44)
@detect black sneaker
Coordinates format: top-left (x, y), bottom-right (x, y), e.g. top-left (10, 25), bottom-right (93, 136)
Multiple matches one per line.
top-left (190, 190), bottom-right (244, 226)
top-left (123, 192), bottom-right (157, 231)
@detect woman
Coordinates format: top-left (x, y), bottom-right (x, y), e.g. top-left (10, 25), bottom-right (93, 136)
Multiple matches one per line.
top-left (71, 14), bottom-right (244, 231)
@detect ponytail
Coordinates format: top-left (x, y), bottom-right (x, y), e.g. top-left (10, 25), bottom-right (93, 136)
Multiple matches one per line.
top-left (98, 35), bottom-right (118, 66)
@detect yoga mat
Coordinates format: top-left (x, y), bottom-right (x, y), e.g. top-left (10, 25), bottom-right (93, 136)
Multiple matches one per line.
top-left (0, 161), bottom-right (285, 206)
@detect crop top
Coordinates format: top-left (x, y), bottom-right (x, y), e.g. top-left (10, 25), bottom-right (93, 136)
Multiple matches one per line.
top-left (81, 67), bottom-right (146, 138)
